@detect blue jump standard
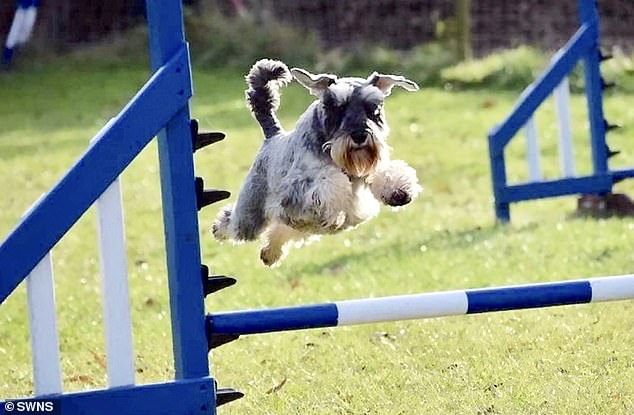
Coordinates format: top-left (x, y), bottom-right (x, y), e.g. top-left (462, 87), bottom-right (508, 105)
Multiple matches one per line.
top-left (1, 1), bottom-right (223, 413)
top-left (487, 0), bottom-right (631, 222)
top-left (208, 275), bottom-right (634, 336)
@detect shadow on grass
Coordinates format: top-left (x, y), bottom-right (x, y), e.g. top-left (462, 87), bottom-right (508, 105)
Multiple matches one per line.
top-left (415, 222), bottom-right (538, 250)
top-left (287, 241), bottom-right (407, 278)
top-left (287, 222), bottom-right (540, 278)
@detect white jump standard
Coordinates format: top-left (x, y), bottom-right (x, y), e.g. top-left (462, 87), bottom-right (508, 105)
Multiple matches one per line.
top-left (207, 274), bottom-right (634, 340)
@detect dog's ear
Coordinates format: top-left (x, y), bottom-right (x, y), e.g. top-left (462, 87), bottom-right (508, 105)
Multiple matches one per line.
top-left (367, 72), bottom-right (419, 96)
top-left (291, 68), bottom-right (337, 96)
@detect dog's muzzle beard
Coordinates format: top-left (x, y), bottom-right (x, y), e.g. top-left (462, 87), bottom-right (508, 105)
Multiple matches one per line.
top-left (327, 133), bottom-right (386, 178)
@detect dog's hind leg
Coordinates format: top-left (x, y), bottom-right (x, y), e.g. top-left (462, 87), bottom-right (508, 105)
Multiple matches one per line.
top-left (213, 163), bottom-right (269, 242)
top-left (260, 223), bottom-right (306, 266)
top-left (213, 196), bottom-right (269, 243)
top-left (212, 203), bottom-right (233, 241)
top-left (215, 201), bottom-right (268, 245)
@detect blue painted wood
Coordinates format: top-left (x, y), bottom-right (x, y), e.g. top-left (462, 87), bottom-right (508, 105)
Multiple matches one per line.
top-left (3, 1), bottom-right (217, 412)
top-left (611, 168), bottom-right (634, 182)
top-left (489, 23), bottom-right (594, 156)
top-left (2, 47), bottom-right (13, 64)
top-left (146, 0), bottom-right (210, 382)
top-left (466, 281), bottom-right (592, 313)
top-left (488, 135), bottom-right (510, 222)
top-left (494, 202), bottom-right (510, 223)
top-left (498, 175), bottom-right (613, 204)
top-left (209, 304), bottom-right (339, 335)
top-left (18, 0), bottom-right (37, 7)
top-left (0, 378), bottom-right (215, 415)
top-left (579, 0), bottom-right (609, 176)
top-left (0, 47), bottom-right (191, 305)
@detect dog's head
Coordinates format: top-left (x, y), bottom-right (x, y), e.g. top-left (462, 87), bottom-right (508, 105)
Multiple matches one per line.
top-left (291, 68), bottom-right (418, 177)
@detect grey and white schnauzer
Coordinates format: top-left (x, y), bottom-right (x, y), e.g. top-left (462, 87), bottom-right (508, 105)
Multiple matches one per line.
top-left (213, 59), bottom-right (422, 266)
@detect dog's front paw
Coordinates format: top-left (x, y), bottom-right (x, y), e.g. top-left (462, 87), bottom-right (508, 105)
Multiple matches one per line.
top-left (260, 246), bottom-right (283, 267)
top-left (370, 160), bottom-right (422, 208)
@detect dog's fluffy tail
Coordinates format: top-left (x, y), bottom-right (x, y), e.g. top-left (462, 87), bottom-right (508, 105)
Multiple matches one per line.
top-left (245, 59), bottom-right (292, 139)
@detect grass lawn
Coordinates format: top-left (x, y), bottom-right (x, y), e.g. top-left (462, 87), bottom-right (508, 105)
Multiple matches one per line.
top-left (1, 60), bottom-right (633, 414)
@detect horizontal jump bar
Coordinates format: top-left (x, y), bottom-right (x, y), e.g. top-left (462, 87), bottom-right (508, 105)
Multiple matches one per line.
top-left (207, 275), bottom-right (634, 336)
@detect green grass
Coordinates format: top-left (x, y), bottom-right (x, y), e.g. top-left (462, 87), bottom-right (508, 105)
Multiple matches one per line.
top-left (1, 60), bottom-right (634, 414)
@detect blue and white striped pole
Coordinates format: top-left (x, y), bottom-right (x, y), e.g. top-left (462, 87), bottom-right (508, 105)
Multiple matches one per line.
top-left (208, 275), bottom-right (634, 336)
top-left (3, 0), bottom-right (39, 65)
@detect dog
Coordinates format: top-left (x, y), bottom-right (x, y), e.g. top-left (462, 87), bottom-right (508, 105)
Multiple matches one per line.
top-left (212, 59), bottom-right (422, 266)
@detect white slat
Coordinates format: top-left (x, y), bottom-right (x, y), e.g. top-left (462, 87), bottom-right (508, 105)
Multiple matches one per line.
top-left (22, 193), bottom-right (63, 396)
top-left (17, 6), bottom-right (37, 45)
top-left (96, 177), bottom-right (135, 387)
top-left (5, 7), bottom-right (26, 49)
top-left (554, 77), bottom-right (576, 177)
top-left (524, 116), bottom-right (542, 182)
top-left (27, 253), bottom-right (63, 395)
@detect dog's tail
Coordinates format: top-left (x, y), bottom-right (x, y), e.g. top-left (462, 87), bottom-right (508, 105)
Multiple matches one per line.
top-left (245, 59), bottom-right (292, 139)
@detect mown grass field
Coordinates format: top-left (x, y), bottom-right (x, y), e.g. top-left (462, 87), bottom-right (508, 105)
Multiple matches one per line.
top-left (1, 60), bottom-right (634, 414)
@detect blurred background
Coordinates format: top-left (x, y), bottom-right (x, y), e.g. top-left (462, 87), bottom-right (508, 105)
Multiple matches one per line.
top-left (2, 0), bottom-right (634, 90)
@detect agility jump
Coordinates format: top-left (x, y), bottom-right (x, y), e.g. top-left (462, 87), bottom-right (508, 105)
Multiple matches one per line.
top-left (488, 0), bottom-right (634, 222)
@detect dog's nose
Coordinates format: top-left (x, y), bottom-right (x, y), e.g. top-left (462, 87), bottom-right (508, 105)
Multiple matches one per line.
top-left (350, 130), bottom-right (367, 144)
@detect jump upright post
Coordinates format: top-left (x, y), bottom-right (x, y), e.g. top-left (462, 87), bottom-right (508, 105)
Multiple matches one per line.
top-left (487, 0), bottom-right (634, 222)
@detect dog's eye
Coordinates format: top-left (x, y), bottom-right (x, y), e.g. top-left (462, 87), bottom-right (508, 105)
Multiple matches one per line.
top-left (366, 103), bottom-right (382, 119)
